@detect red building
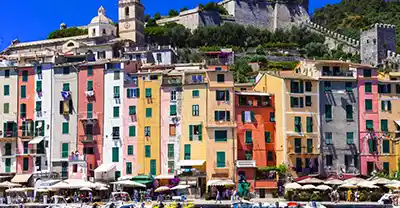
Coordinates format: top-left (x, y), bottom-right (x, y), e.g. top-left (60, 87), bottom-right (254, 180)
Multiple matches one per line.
top-left (235, 91), bottom-right (276, 197)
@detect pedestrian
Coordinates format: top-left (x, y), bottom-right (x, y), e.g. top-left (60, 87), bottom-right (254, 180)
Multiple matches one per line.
top-left (354, 190), bottom-right (359, 202)
top-left (231, 189), bottom-right (237, 201)
top-left (347, 189), bottom-right (352, 202)
top-left (215, 190), bottom-right (222, 204)
top-left (89, 191), bottom-right (93, 202)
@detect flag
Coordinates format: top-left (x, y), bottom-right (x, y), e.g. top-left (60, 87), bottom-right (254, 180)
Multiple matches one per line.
top-left (61, 91), bottom-right (70, 100)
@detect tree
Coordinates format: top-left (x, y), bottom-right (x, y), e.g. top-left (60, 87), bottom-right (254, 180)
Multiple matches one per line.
top-left (180, 7), bottom-right (188, 12)
top-left (168, 9), bottom-right (179, 17)
top-left (154, 12), bottom-right (161, 20)
top-left (304, 42), bottom-right (329, 58)
top-left (47, 27), bottom-right (88, 39)
top-left (144, 14), bottom-right (151, 22)
top-left (146, 18), bottom-right (157, 27)
top-left (230, 58), bottom-right (253, 83)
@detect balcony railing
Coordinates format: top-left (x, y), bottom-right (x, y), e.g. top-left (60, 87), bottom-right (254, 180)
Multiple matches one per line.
top-left (21, 130), bottom-right (34, 137)
top-left (2, 151), bottom-right (14, 157)
top-left (3, 130), bottom-right (17, 138)
top-left (29, 148), bottom-right (46, 155)
top-left (207, 120), bottom-right (236, 128)
top-left (236, 160), bottom-right (256, 168)
top-left (79, 135), bottom-right (98, 143)
top-left (322, 71), bottom-right (354, 77)
top-left (69, 154), bottom-right (86, 162)
top-left (162, 78), bottom-right (182, 86)
top-left (79, 112), bottom-right (99, 121)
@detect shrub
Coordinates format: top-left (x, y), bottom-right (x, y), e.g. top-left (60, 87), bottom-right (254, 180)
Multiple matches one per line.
top-left (310, 192), bottom-right (322, 201)
top-left (299, 191), bottom-right (311, 201)
top-left (272, 190), bottom-right (278, 198)
top-left (284, 190), bottom-right (294, 201)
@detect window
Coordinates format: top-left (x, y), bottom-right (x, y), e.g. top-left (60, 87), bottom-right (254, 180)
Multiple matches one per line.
top-left (192, 105), bottom-right (199, 116)
top-left (127, 88), bottom-right (140, 98)
top-left (290, 97), bottom-right (304, 108)
top-left (306, 117), bottom-right (313, 133)
top-left (112, 147), bottom-right (119, 162)
top-left (167, 144), bottom-right (175, 159)
top-left (168, 161), bottom-right (174, 174)
top-left (144, 126), bottom-right (151, 137)
top-left (20, 85), bottom-right (26, 98)
top-left (20, 104), bottom-right (26, 118)
top-left (325, 132), bottom-right (333, 145)
top-left (215, 130), bottom-right (227, 142)
top-left (129, 106), bottom-right (136, 115)
top-left (62, 122), bottom-right (69, 134)
top-left (145, 145), bottom-right (151, 157)
top-left (192, 90), bottom-right (199, 98)
top-left (214, 111), bottom-right (231, 121)
top-left (307, 139), bottom-right (313, 153)
top-left (365, 99), bottom-right (373, 111)
top-left (87, 103), bottom-right (93, 118)
top-left (345, 82), bottom-right (352, 92)
top-left (383, 162), bottom-right (390, 173)
top-left (305, 96), bottom-right (312, 106)
top-left (368, 139), bottom-right (377, 153)
top-left (126, 162), bottom-right (132, 175)
top-left (22, 70), bottom-right (28, 82)
top-left (245, 130), bottom-right (252, 144)
top-left (4, 85), bottom-right (9, 96)
top-left (63, 83), bottom-right (70, 91)
top-left (113, 126), bottom-right (120, 139)
top-left (125, 6), bottom-right (130, 17)
top-left (170, 105), bottom-right (177, 116)
top-left (366, 120), bottom-right (374, 130)
top-left (36, 101), bottom-right (42, 112)
top-left (326, 155), bottom-right (333, 166)
top-left (346, 105), bottom-right (353, 120)
top-left (129, 126), bottom-right (136, 137)
top-left (216, 90), bottom-right (230, 101)
top-left (216, 152), bottom-right (226, 168)
top-left (365, 82), bottom-right (372, 93)
top-left (379, 84), bottom-right (392, 95)
top-left (63, 67), bottom-right (70, 75)
top-left (127, 145), bottom-right (134, 155)
top-left (245, 151), bottom-right (252, 160)
top-left (305, 81), bottom-right (312, 92)
top-left (265, 132), bottom-right (271, 143)
top-left (36, 81), bottom-right (42, 92)
top-left (189, 124), bottom-right (202, 141)
top-left (381, 119), bottom-right (388, 132)
top-left (146, 108), bottom-right (152, 118)
top-left (62, 143), bottom-right (69, 158)
top-left (87, 80), bottom-right (93, 91)
top-left (397, 84), bottom-right (400, 94)
top-left (23, 158), bottom-right (29, 171)
top-left (4, 69), bottom-right (10, 78)
top-left (114, 86), bottom-right (120, 98)
top-left (150, 160), bottom-right (156, 175)
top-left (157, 53), bottom-right (162, 63)
top-left (364, 69), bottom-right (371, 77)
top-left (346, 132), bottom-right (354, 145)
top-left (270, 112), bottom-right (275, 122)
top-left (383, 140), bottom-right (390, 154)
top-left (113, 106), bottom-right (120, 118)
top-left (290, 80), bottom-right (303, 93)
top-left (242, 111), bottom-right (256, 123)
top-left (294, 138), bottom-right (301, 153)
top-left (114, 71), bottom-right (120, 80)
top-left (381, 100), bottom-right (392, 112)
top-left (325, 105), bottom-right (332, 121)
top-left (87, 66), bottom-right (93, 76)
top-left (267, 151), bottom-right (273, 161)
top-left (184, 144), bottom-right (191, 160)
top-left (324, 81), bottom-right (331, 91)
top-left (217, 74), bottom-right (225, 82)
top-left (168, 124), bottom-right (176, 136)
top-left (3, 103), bottom-right (9, 114)
top-left (294, 117), bottom-right (301, 133)
top-left (145, 88), bottom-right (152, 98)
top-left (170, 91), bottom-right (176, 101)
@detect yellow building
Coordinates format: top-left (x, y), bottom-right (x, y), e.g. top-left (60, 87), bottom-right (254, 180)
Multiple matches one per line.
top-left (136, 71), bottom-right (162, 175)
top-left (205, 70), bottom-right (236, 182)
top-left (254, 72), bottom-right (320, 177)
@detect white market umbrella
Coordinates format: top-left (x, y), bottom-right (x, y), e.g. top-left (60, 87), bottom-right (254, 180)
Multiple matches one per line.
top-left (316, 185), bottom-right (332, 191)
top-left (36, 188), bottom-right (49, 193)
top-left (371, 178), bottom-right (392, 185)
top-left (339, 183), bottom-right (358, 189)
top-left (110, 180), bottom-right (146, 188)
top-left (298, 178), bottom-right (324, 184)
top-left (96, 186), bottom-right (109, 191)
top-left (284, 182), bottom-right (302, 190)
top-left (357, 182), bottom-right (379, 189)
top-left (301, 184), bottom-right (316, 190)
top-left (154, 186), bottom-right (170, 193)
top-left (80, 187), bottom-right (92, 191)
top-left (324, 179), bottom-right (343, 185)
top-left (385, 183), bottom-right (400, 189)
top-left (0, 181), bottom-right (22, 188)
top-left (344, 177), bottom-right (365, 185)
top-left (170, 185), bottom-right (190, 190)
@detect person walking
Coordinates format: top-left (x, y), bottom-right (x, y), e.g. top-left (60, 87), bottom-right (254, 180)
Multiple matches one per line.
top-left (215, 190), bottom-right (222, 204)
top-left (347, 189), bottom-right (352, 202)
top-left (354, 190), bottom-right (359, 202)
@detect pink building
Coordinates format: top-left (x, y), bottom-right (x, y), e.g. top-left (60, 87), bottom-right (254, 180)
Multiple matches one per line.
top-left (358, 66), bottom-right (380, 175)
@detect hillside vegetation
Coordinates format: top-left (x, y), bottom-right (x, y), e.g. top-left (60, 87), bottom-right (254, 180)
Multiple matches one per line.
top-left (312, 0), bottom-right (400, 50)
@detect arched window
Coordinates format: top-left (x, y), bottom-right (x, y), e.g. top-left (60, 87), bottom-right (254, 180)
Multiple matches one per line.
top-left (102, 29), bottom-right (106, 35)
top-left (67, 42), bottom-right (75, 47)
top-left (92, 28), bottom-right (96, 36)
top-left (125, 7), bottom-right (130, 18)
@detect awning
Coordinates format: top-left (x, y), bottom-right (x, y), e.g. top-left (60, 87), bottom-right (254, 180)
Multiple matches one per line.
top-left (110, 180), bottom-right (146, 188)
top-left (207, 179), bottom-right (235, 186)
top-left (177, 160), bottom-right (205, 167)
top-left (11, 174), bottom-right (32, 183)
top-left (28, 137), bottom-right (44, 144)
top-left (179, 180), bottom-right (197, 186)
top-left (395, 120), bottom-right (400, 126)
top-left (155, 175), bottom-right (175, 180)
top-left (171, 185), bottom-right (191, 190)
top-left (94, 164), bottom-right (116, 173)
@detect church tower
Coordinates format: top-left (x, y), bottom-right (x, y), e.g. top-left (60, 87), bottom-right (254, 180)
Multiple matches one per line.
top-left (118, 0), bottom-right (145, 45)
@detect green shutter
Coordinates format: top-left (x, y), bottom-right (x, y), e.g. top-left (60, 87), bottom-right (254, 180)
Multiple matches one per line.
top-left (216, 152), bottom-right (226, 168)
top-left (368, 139), bottom-right (374, 153)
top-left (381, 101), bottom-right (386, 111)
top-left (150, 160), bottom-right (156, 175)
top-left (366, 120), bottom-right (373, 130)
top-left (325, 105), bottom-right (332, 120)
top-left (145, 88), bottom-right (152, 98)
top-left (62, 143), bottom-right (69, 158)
top-left (245, 130), bottom-right (252, 144)
top-left (189, 125), bottom-right (193, 141)
top-left (129, 126), bottom-right (136, 137)
top-left (295, 117), bottom-right (301, 132)
top-left (114, 86), bottom-right (120, 98)
top-left (325, 133), bottom-right (332, 145)
top-left (62, 122), bottom-right (69, 134)
top-left (307, 139), bottom-right (313, 153)
top-left (294, 138), bottom-right (301, 153)
top-left (21, 86), bottom-right (26, 98)
top-left (113, 106), bottom-right (120, 118)
top-left (129, 106), bottom-right (136, 115)
top-left (270, 112), bottom-right (275, 122)
top-left (365, 82), bottom-right (372, 93)
top-left (22, 71), bottom-right (28, 82)
top-left (112, 147), bottom-right (119, 162)
top-left (381, 119), bottom-right (388, 132)
top-left (388, 101), bottom-right (392, 111)
top-left (146, 108), bottom-right (152, 117)
top-left (4, 85), bottom-right (9, 96)
top-left (37, 66), bottom-right (42, 74)
top-left (383, 140), bottom-right (390, 153)
top-left (214, 111), bottom-right (219, 121)
top-left (346, 132), bottom-right (354, 144)
top-left (87, 66), bottom-right (93, 76)
top-left (63, 83), bottom-right (70, 91)
top-left (23, 158), bottom-right (29, 171)
top-left (383, 162), bottom-right (390, 173)
top-left (145, 145), bottom-right (151, 157)
top-left (184, 144), bottom-right (191, 160)
top-left (225, 90), bottom-right (230, 101)
top-left (306, 117), bottom-right (313, 133)
top-left (250, 111), bottom-right (256, 122)
top-left (126, 162), bottom-right (132, 174)
top-left (127, 145), bottom-right (134, 155)
top-left (3, 103), bottom-right (9, 114)
top-left (36, 81), bottom-right (42, 92)
top-left (170, 105), bottom-right (177, 116)
top-left (40, 121), bottom-right (45, 136)
top-left (87, 103), bottom-right (93, 118)
top-left (168, 144), bottom-right (174, 159)
top-left (198, 124), bottom-right (203, 141)
top-left (346, 105), bottom-right (353, 120)
top-left (265, 132), bottom-right (271, 143)
top-left (135, 88), bottom-right (140, 97)
top-left (365, 99), bottom-right (373, 111)
top-left (36, 101), bottom-right (42, 112)
top-left (87, 80), bottom-right (93, 91)
top-left (192, 90), bottom-right (199, 97)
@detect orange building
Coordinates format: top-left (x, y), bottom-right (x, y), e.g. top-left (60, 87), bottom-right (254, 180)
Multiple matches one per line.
top-left (235, 91), bottom-right (276, 196)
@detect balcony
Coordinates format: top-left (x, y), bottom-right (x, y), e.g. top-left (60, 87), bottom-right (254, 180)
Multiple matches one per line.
top-left (236, 160), bottom-right (256, 168)
top-left (288, 146), bottom-right (317, 155)
top-left (21, 130), bottom-right (34, 138)
top-left (321, 70), bottom-right (354, 78)
top-left (2, 150), bottom-right (15, 157)
top-left (69, 154), bottom-right (86, 162)
top-left (162, 77), bottom-right (182, 86)
top-left (85, 91), bottom-right (95, 97)
top-left (79, 112), bottom-right (98, 123)
top-left (205, 58), bottom-right (231, 66)
top-left (29, 148), bottom-right (46, 155)
top-left (79, 135), bottom-right (98, 144)
top-left (207, 120), bottom-right (236, 128)
top-left (185, 75), bottom-right (206, 85)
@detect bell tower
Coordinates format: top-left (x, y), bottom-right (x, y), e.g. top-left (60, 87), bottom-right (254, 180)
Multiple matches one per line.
top-left (118, 0), bottom-right (145, 45)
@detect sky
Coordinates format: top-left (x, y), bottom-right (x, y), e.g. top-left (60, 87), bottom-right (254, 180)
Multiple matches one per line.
top-left (0, 0), bottom-right (341, 50)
